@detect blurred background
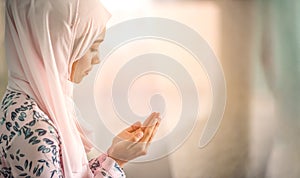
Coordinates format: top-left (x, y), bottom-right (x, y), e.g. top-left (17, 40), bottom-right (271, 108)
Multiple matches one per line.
top-left (1, 0), bottom-right (299, 178)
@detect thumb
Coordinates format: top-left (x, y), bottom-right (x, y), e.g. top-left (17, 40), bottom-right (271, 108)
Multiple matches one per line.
top-left (126, 121), bottom-right (142, 132)
top-left (130, 131), bottom-right (144, 142)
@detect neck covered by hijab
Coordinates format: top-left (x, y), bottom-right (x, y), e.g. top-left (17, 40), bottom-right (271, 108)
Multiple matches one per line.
top-left (5, 0), bottom-right (110, 177)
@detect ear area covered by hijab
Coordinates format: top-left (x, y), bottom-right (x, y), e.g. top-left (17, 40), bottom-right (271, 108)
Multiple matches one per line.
top-left (5, 0), bottom-right (111, 177)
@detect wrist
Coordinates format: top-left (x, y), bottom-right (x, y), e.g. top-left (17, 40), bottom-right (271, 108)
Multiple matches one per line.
top-left (107, 155), bottom-right (127, 168)
top-left (107, 151), bottom-right (127, 168)
top-left (114, 159), bottom-right (126, 168)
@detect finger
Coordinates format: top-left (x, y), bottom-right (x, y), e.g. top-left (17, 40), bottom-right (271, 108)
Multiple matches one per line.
top-left (141, 113), bottom-right (160, 132)
top-left (148, 118), bottom-right (161, 143)
top-left (142, 112), bottom-right (158, 127)
top-left (128, 130), bottom-right (144, 143)
top-left (146, 120), bottom-right (161, 148)
top-left (140, 117), bottom-right (159, 143)
top-left (126, 121), bottom-right (142, 132)
top-left (141, 114), bottom-right (159, 137)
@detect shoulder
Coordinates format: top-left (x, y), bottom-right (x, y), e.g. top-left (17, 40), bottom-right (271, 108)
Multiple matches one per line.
top-left (0, 91), bottom-right (63, 177)
top-left (0, 90), bottom-right (59, 148)
top-left (1, 90), bottom-right (55, 125)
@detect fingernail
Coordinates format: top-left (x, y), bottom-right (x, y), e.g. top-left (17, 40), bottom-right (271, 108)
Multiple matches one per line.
top-left (136, 132), bottom-right (143, 139)
top-left (134, 121), bottom-right (141, 126)
top-left (152, 119), bottom-right (159, 126)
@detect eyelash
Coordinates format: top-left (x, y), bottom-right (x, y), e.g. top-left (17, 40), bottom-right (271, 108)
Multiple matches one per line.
top-left (90, 48), bottom-right (98, 52)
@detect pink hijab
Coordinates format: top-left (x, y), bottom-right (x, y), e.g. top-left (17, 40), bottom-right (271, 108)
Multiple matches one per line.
top-left (5, 0), bottom-right (110, 177)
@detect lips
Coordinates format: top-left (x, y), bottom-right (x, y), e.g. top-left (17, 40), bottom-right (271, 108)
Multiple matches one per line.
top-left (85, 68), bottom-right (92, 75)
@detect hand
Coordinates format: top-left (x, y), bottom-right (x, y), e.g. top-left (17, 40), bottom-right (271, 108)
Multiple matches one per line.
top-left (107, 112), bottom-right (161, 167)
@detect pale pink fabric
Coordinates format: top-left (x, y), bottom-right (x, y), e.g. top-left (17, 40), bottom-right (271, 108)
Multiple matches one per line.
top-left (5, 0), bottom-right (110, 177)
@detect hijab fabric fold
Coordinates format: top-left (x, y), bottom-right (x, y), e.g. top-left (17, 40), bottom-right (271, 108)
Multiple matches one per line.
top-left (5, 0), bottom-right (110, 177)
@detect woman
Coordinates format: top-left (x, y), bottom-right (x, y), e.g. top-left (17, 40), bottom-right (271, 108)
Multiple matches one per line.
top-left (0, 0), bottom-right (160, 177)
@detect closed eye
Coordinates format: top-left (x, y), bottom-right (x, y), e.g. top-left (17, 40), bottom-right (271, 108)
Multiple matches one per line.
top-left (90, 48), bottom-right (98, 52)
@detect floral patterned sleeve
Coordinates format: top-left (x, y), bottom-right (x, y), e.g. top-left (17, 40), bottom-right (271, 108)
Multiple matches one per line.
top-left (0, 90), bottom-right (64, 177)
top-left (2, 118), bottom-right (64, 178)
top-left (89, 154), bottom-right (125, 178)
top-left (0, 90), bottom-right (125, 178)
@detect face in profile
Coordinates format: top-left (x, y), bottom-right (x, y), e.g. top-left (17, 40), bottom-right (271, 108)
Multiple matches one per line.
top-left (70, 29), bottom-right (106, 83)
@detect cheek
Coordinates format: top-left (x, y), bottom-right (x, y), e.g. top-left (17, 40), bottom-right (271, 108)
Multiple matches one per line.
top-left (77, 56), bottom-right (92, 71)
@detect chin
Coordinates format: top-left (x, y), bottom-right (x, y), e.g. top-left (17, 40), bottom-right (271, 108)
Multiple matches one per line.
top-left (73, 77), bottom-right (83, 84)
top-left (77, 78), bottom-right (84, 84)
